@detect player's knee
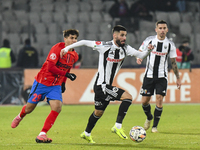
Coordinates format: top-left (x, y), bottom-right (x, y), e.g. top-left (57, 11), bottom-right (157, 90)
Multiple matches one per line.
top-left (94, 109), bottom-right (104, 117)
top-left (121, 92), bottom-right (132, 100)
top-left (25, 106), bottom-right (34, 114)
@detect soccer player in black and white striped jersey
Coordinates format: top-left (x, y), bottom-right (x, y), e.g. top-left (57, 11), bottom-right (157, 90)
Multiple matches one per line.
top-left (60, 25), bottom-right (153, 143)
top-left (137, 20), bottom-right (181, 133)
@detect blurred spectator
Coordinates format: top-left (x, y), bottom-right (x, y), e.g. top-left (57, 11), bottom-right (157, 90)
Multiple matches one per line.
top-left (109, 0), bottom-right (131, 28)
top-left (0, 39), bottom-right (16, 68)
top-left (16, 38), bottom-right (39, 68)
top-left (130, 0), bottom-right (153, 21)
top-left (109, 0), bottom-right (130, 19)
top-left (176, 0), bottom-right (186, 12)
top-left (155, 0), bottom-right (178, 12)
top-left (130, 0), bottom-right (153, 30)
top-left (176, 40), bottom-right (194, 69)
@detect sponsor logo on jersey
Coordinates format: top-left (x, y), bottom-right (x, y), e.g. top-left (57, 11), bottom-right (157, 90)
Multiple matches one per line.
top-left (107, 57), bottom-right (123, 62)
top-left (151, 51), bottom-right (168, 56)
top-left (56, 61), bottom-right (71, 69)
top-left (50, 53), bottom-right (56, 60)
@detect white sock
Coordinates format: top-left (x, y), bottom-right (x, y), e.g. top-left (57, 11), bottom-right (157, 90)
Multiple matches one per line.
top-left (39, 132), bottom-right (46, 136)
top-left (115, 122), bottom-right (122, 129)
top-left (84, 131), bottom-right (91, 136)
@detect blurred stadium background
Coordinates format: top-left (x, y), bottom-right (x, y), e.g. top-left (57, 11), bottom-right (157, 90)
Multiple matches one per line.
top-left (0, 0), bottom-right (200, 68)
top-left (0, 0), bottom-right (200, 105)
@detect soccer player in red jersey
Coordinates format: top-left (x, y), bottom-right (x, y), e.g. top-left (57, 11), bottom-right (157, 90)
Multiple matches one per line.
top-left (11, 29), bottom-right (79, 143)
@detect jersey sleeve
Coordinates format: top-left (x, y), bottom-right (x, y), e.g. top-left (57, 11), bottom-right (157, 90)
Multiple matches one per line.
top-left (139, 38), bottom-right (150, 52)
top-left (126, 45), bottom-right (139, 56)
top-left (169, 42), bottom-right (177, 58)
top-left (46, 44), bottom-right (60, 64)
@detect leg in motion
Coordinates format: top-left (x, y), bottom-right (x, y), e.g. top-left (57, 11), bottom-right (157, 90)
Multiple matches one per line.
top-left (35, 100), bottom-right (61, 143)
top-left (152, 95), bottom-right (163, 133)
top-left (111, 92), bottom-right (132, 140)
top-left (142, 96), bottom-right (153, 131)
top-left (80, 110), bottom-right (103, 143)
top-left (11, 103), bottom-right (37, 128)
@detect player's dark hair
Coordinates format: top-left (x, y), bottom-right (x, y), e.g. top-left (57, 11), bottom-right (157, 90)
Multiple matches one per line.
top-left (156, 20), bottom-right (168, 27)
top-left (63, 29), bottom-right (79, 38)
top-left (112, 25), bottom-right (126, 33)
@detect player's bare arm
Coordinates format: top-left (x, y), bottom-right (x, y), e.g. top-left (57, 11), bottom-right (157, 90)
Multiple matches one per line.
top-left (171, 58), bottom-right (181, 89)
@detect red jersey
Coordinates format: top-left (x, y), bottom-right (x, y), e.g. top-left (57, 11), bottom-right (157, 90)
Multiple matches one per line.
top-left (35, 42), bottom-right (79, 86)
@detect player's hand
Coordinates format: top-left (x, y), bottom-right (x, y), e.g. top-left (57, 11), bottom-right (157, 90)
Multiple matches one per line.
top-left (177, 78), bottom-right (181, 90)
top-left (101, 83), bottom-right (106, 95)
top-left (65, 73), bottom-right (76, 81)
top-left (136, 58), bottom-right (143, 64)
top-left (147, 44), bottom-right (154, 51)
top-left (60, 48), bottom-right (68, 58)
top-left (61, 82), bottom-right (66, 93)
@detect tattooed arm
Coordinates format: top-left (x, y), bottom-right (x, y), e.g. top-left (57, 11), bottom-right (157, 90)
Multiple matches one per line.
top-left (170, 58), bottom-right (181, 89)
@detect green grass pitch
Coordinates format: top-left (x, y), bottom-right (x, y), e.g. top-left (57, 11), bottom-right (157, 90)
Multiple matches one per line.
top-left (0, 104), bottom-right (199, 150)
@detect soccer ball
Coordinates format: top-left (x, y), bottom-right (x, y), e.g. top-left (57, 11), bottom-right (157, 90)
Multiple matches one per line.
top-left (129, 126), bottom-right (146, 142)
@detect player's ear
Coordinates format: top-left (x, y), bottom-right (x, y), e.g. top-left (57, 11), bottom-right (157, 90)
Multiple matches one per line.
top-left (113, 32), bottom-right (117, 39)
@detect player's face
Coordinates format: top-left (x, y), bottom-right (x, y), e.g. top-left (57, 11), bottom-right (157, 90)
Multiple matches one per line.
top-left (114, 31), bottom-right (127, 47)
top-left (64, 34), bottom-right (78, 46)
top-left (155, 24), bottom-right (168, 40)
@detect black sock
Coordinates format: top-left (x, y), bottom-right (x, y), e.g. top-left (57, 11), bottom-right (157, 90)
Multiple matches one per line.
top-left (116, 99), bottom-right (132, 123)
top-left (85, 111), bottom-right (100, 133)
top-left (142, 104), bottom-right (153, 120)
top-left (153, 106), bottom-right (163, 127)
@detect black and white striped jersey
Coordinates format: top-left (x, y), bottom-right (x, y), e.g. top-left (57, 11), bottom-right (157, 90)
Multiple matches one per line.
top-left (91, 40), bottom-right (138, 86)
top-left (139, 35), bottom-right (177, 79)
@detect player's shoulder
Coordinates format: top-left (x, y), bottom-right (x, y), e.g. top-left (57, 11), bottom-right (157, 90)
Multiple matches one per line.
top-left (166, 37), bottom-right (175, 47)
top-left (52, 42), bottom-right (65, 49)
top-left (144, 35), bottom-right (156, 42)
top-left (101, 41), bottom-right (113, 46)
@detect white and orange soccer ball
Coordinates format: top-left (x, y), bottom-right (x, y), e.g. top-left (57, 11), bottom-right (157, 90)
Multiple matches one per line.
top-left (129, 126), bottom-right (146, 142)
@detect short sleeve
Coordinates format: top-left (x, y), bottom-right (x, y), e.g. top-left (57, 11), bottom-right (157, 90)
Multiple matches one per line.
top-left (46, 44), bottom-right (61, 64)
top-left (169, 43), bottom-right (177, 58)
top-left (139, 39), bottom-right (149, 52)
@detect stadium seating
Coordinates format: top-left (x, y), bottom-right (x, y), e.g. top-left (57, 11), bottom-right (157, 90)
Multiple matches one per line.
top-left (168, 12), bottom-right (181, 28)
top-left (1, 0), bottom-right (200, 68)
top-left (179, 22), bottom-right (192, 37)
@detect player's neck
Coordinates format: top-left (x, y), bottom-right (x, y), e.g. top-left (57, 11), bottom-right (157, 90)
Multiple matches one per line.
top-left (157, 35), bottom-right (165, 41)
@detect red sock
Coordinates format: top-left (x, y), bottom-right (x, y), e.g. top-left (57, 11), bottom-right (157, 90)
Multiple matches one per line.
top-left (19, 105), bottom-right (27, 118)
top-left (41, 110), bottom-right (59, 133)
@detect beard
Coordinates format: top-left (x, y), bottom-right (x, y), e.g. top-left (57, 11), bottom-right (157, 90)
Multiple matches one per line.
top-left (116, 39), bottom-right (125, 47)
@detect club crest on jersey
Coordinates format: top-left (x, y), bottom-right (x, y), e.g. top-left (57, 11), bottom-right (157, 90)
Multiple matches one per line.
top-left (50, 53), bottom-right (56, 60)
top-left (164, 45), bottom-right (167, 49)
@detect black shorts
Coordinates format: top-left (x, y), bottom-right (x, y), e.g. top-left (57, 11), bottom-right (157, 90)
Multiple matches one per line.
top-left (140, 77), bottom-right (167, 96)
top-left (93, 84), bottom-right (125, 111)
